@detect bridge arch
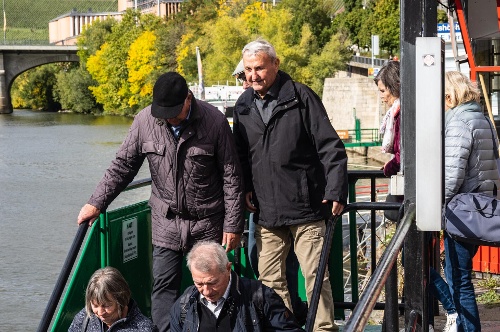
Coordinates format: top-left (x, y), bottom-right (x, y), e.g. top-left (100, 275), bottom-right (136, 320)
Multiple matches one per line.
top-left (0, 46), bottom-right (79, 114)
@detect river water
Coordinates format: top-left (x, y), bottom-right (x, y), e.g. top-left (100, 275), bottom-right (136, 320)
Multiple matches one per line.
top-left (0, 110), bottom-right (151, 330)
top-left (0, 110), bottom-right (381, 330)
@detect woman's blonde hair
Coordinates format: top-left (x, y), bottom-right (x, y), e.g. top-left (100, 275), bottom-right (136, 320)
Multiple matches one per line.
top-left (84, 267), bottom-right (131, 318)
top-left (445, 71), bottom-right (481, 108)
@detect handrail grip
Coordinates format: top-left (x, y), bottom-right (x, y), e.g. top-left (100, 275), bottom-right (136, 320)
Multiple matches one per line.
top-left (304, 201), bottom-right (402, 332)
top-left (36, 223), bottom-right (89, 332)
top-left (343, 204), bottom-right (415, 332)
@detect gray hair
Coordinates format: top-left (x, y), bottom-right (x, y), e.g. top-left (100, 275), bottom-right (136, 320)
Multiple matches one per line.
top-left (186, 241), bottom-right (229, 274)
top-left (85, 267), bottom-right (131, 318)
top-left (242, 38), bottom-right (277, 61)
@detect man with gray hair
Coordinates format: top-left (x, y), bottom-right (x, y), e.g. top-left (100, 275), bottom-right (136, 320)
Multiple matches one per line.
top-left (170, 241), bottom-right (305, 331)
top-left (232, 39), bottom-right (348, 331)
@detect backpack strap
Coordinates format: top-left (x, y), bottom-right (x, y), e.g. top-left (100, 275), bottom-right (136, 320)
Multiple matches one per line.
top-left (250, 280), bottom-right (264, 320)
top-left (179, 288), bottom-right (194, 324)
top-left (81, 315), bottom-right (90, 332)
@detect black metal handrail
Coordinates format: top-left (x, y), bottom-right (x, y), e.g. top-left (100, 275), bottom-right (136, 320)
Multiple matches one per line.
top-left (304, 201), bottom-right (402, 332)
top-left (36, 223), bottom-right (89, 332)
top-left (36, 178), bottom-right (153, 332)
top-left (343, 204), bottom-right (415, 332)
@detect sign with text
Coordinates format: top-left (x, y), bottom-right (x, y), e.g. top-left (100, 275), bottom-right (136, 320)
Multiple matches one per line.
top-left (437, 23), bottom-right (462, 42)
top-left (122, 217), bottom-right (138, 263)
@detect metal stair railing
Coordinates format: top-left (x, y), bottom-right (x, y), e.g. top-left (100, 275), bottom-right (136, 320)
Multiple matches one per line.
top-left (304, 201), bottom-right (404, 332)
top-left (336, 203), bottom-right (413, 332)
top-left (36, 177), bottom-right (153, 332)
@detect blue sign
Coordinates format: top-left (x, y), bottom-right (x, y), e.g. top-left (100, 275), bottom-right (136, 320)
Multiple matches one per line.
top-left (437, 22), bottom-right (461, 33)
top-left (437, 23), bottom-right (462, 42)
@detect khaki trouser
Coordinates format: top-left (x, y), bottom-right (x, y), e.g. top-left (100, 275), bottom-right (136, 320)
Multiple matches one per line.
top-left (255, 220), bottom-right (338, 331)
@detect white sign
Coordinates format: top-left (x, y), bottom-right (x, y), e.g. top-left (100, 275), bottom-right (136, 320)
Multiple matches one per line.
top-left (437, 23), bottom-right (462, 42)
top-left (122, 217), bottom-right (138, 263)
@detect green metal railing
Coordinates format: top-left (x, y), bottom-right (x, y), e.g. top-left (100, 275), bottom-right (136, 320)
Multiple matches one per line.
top-left (41, 170), bottom-right (398, 331)
top-left (341, 128), bottom-right (382, 148)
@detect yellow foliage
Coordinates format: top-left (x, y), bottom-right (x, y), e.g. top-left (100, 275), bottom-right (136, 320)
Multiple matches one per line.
top-left (87, 43), bottom-right (111, 84)
top-left (240, 3), bottom-right (268, 34)
top-left (176, 32), bottom-right (195, 76)
top-left (126, 30), bottom-right (157, 106)
top-left (217, 0), bottom-right (229, 17)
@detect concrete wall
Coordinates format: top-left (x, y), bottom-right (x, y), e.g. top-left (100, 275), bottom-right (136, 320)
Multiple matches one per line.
top-left (322, 72), bottom-right (386, 132)
top-left (322, 71), bottom-right (393, 164)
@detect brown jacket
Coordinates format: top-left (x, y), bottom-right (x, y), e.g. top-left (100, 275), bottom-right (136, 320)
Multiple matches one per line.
top-left (88, 99), bottom-right (245, 251)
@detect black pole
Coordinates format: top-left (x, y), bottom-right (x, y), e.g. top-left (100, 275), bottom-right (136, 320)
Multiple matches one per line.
top-left (304, 214), bottom-right (339, 332)
top-left (370, 177), bottom-right (377, 274)
top-left (36, 223), bottom-right (89, 332)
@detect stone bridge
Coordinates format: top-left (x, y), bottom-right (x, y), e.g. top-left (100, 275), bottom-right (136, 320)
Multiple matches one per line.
top-left (0, 45), bottom-right (79, 114)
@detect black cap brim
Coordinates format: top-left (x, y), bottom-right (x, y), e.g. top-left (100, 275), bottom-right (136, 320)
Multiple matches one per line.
top-left (151, 102), bottom-right (184, 119)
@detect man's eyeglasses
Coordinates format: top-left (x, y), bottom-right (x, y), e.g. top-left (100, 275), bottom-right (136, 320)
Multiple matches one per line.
top-left (237, 73), bottom-right (246, 84)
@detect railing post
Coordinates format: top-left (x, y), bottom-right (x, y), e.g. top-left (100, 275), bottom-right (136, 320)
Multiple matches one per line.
top-left (348, 180), bottom-right (359, 302)
top-left (36, 223), bottom-right (89, 332)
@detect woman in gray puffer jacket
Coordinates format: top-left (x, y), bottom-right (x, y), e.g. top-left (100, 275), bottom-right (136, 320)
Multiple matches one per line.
top-left (443, 71), bottom-right (500, 331)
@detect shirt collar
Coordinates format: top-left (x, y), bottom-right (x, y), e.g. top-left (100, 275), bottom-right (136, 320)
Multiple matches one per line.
top-left (253, 73), bottom-right (281, 100)
top-left (199, 272), bottom-right (232, 305)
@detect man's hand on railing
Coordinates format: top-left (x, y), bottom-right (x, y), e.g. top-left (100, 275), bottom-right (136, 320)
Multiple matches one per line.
top-left (77, 203), bottom-right (101, 226)
top-left (322, 200), bottom-right (344, 216)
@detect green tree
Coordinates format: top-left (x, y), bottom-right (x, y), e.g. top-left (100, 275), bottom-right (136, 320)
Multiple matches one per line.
top-left (279, 0), bottom-right (334, 48)
top-left (86, 10), bottom-right (168, 115)
top-left (303, 32), bottom-right (352, 95)
top-left (332, 5), bottom-right (370, 50)
top-left (77, 18), bottom-right (116, 65)
top-left (12, 64), bottom-right (61, 111)
top-left (370, 0), bottom-right (399, 55)
top-left (54, 66), bottom-right (101, 114)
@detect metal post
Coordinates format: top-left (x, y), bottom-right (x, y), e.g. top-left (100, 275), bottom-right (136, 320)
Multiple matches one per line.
top-left (348, 182), bottom-right (359, 302)
top-left (371, 35), bottom-right (374, 69)
top-left (3, 0), bottom-right (5, 44)
top-left (400, 0), bottom-right (437, 330)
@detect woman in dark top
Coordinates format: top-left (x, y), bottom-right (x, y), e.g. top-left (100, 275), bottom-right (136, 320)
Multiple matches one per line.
top-left (68, 267), bottom-right (158, 332)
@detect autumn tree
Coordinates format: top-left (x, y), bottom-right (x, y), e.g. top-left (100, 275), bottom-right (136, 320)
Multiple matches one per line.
top-left (54, 66), bottom-right (102, 114)
top-left (86, 10), bottom-right (170, 115)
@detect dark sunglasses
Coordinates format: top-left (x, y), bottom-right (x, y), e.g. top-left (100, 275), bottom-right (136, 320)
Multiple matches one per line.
top-left (237, 73), bottom-right (246, 84)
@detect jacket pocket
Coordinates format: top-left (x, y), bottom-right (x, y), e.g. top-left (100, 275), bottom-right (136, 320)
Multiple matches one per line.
top-left (186, 145), bottom-right (215, 174)
top-left (142, 141), bottom-right (166, 155)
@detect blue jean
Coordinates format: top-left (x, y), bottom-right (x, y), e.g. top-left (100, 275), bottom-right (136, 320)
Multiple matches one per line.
top-left (429, 267), bottom-right (456, 314)
top-left (247, 213), bottom-right (306, 316)
top-left (444, 232), bottom-right (480, 331)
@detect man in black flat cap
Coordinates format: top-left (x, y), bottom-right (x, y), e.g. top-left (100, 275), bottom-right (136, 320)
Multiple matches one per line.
top-left (77, 72), bottom-right (245, 332)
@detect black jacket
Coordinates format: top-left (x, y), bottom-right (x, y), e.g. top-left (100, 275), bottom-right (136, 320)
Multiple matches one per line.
top-left (233, 71), bottom-right (348, 228)
top-left (169, 271), bottom-right (304, 332)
